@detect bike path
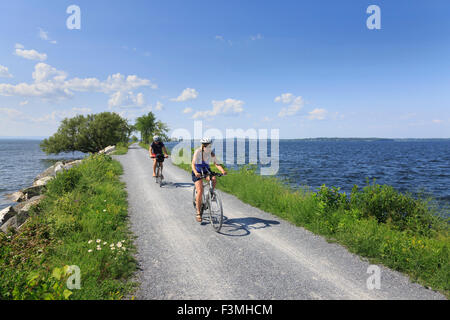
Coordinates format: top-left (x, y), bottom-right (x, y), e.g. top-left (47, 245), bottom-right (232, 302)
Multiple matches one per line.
top-left (113, 144), bottom-right (445, 300)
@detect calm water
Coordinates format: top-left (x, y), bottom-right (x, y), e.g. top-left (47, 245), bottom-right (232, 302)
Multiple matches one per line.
top-left (167, 139), bottom-right (450, 211)
top-left (1, 139), bottom-right (449, 212)
top-left (0, 139), bottom-right (85, 210)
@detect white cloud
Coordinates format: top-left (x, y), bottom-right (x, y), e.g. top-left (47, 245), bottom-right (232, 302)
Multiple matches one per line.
top-left (308, 108), bottom-right (327, 120)
top-left (0, 107), bottom-right (24, 118)
top-left (250, 34), bottom-right (263, 41)
top-left (14, 44), bottom-right (47, 61)
top-left (275, 93), bottom-right (304, 117)
top-left (192, 98), bottom-right (244, 119)
top-left (171, 88), bottom-right (199, 102)
top-left (0, 63), bottom-right (156, 104)
top-left (0, 65), bottom-right (13, 78)
top-left (19, 100), bottom-right (29, 106)
top-left (38, 28), bottom-right (57, 44)
top-left (183, 107), bottom-right (193, 114)
top-left (39, 28), bottom-right (49, 41)
top-left (155, 101), bottom-right (164, 111)
top-left (215, 35), bottom-right (224, 41)
top-left (108, 91), bottom-right (147, 109)
top-left (0, 106), bottom-right (92, 124)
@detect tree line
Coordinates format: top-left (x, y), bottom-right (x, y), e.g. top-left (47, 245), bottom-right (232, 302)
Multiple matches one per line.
top-left (40, 111), bottom-right (169, 154)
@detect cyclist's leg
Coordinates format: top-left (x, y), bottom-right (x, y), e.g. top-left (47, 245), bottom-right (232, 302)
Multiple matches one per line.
top-left (152, 158), bottom-right (157, 176)
top-left (194, 179), bottom-right (203, 219)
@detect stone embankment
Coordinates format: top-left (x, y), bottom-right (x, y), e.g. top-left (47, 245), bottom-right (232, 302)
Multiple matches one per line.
top-left (0, 145), bottom-right (116, 233)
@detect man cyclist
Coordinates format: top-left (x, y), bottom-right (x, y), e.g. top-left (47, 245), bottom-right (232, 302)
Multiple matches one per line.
top-left (192, 137), bottom-right (226, 222)
top-left (149, 135), bottom-right (169, 177)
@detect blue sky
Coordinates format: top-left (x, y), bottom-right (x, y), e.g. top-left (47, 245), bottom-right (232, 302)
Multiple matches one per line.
top-left (0, 0), bottom-right (449, 138)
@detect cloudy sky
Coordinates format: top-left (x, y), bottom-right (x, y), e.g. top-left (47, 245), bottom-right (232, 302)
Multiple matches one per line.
top-left (0, 0), bottom-right (449, 138)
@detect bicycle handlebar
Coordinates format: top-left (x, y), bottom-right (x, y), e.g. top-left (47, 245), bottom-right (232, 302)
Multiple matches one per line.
top-left (198, 172), bottom-right (224, 179)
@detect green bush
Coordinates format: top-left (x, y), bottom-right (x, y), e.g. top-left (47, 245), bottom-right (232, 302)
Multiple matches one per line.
top-left (47, 169), bottom-right (82, 194)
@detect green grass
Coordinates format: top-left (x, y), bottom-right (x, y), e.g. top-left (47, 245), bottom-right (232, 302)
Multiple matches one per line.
top-left (169, 147), bottom-right (449, 297)
top-left (111, 141), bottom-right (132, 155)
top-left (0, 153), bottom-right (137, 300)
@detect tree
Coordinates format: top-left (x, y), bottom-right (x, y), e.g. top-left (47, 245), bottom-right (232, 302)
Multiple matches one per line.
top-left (154, 120), bottom-right (169, 141)
top-left (40, 112), bottom-right (132, 154)
top-left (134, 112), bottom-right (156, 144)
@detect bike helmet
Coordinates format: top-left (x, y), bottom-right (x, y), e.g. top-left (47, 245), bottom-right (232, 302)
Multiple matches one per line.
top-left (153, 135), bottom-right (161, 142)
top-left (200, 137), bottom-right (212, 145)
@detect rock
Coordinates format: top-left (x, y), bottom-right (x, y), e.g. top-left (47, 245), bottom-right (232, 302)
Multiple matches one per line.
top-left (0, 206), bottom-right (16, 227)
top-left (33, 176), bottom-right (54, 187)
top-left (54, 163), bottom-right (65, 175)
top-left (1, 195), bottom-right (44, 233)
top-left (63, 159), bottom-right (83, 170)
top-left (0, 216), bottom-right (18, 233)
top-left (99, 145), bottom-right (115, 155)
top-left (4, 191), bottom-right (24, 202)
top-left (34, 161), bottom-right (63, 181)
top-left (14, 195), bottom-right (44, 214)
top-left (18, 185), bottom-right (45, 202)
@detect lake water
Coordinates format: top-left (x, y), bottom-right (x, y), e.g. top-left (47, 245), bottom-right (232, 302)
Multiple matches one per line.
top-left (0, 139), bottom-right (85, 211)
top-left (1, 139), bottom-right (449, 212)
top-left (166, 139), bottom-right (450, 211)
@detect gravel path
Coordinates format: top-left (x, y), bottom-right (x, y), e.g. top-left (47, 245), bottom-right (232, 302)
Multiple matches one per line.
top-left (113, 144), bottom-right (445, 300)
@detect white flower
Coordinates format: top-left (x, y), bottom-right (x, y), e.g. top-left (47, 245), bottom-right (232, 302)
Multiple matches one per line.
top-left (96, 239), bottom-right (101, 243)
top-left (88, 249), bottom-right (93, 252)
top-left (96, 246), bottom-right (101, 251)
top-left (103, 209), bottom-right (106, 212)
top-left (116, 242), bottom-right (123, 248)
top-left (111, 247), bottom-right (115, 251)
top-left (88, 240), bottom-right (93, 244)
top-left (122, 247), bottom-right (126, 251)
top-left (103, 241), bottom-right (107, 245)
top-left (104, 200), bottom-right (107, 202)
top-left (110, 243), bottom-right (115, 247)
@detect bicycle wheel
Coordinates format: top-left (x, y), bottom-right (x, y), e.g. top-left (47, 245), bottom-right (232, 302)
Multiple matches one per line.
top-left (155, 164), bottom-right (161, 184)
top-left (208, 191), bottom-right (223, 232)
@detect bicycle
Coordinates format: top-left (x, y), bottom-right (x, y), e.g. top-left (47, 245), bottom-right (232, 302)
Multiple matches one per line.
top-left (192, 171), bottom-right (224, 232)
top-left (151, 154), bottom-right (168, 187)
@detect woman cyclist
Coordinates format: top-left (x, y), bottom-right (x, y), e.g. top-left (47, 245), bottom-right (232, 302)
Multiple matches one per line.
top-left (192, 137), bottom-right (226, 222)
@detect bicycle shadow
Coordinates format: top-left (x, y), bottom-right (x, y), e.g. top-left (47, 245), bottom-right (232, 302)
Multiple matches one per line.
top-left (161, 182), bottom-right (194, 189)
top-left (206, 216), bottom-right (280, 237)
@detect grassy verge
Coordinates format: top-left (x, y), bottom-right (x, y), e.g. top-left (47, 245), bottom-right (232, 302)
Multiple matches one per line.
top-left (111, 141), bottom-right (133, 155)
top-left (169, 147), bottom-right (449, 297)
top-left (0, 154), bottom-right (137, 299)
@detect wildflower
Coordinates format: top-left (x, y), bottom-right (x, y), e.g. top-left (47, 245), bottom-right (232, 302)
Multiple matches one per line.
top-left (117, 242), bottom-right (123, 248)
top-left (97, 246), bottom-right (101, 251)
top-left (96, 239), bottom-right (101, 243)
top-left (88, 249), bottom-right (93, 253)
top-left (103, 209), bottom-right (106, 212)
top-left (88, 240), bottom-right (93, 244)
top-left (111, 247), bottom-right (115, 251)
top-left (122, 247), bottom-right (126, 251)
top-left (110, 243), bottom-right (115, 247)
top-left (103, 241), bottom-right (107, 245)
top-left (104, 200), bottom-right (107, 202)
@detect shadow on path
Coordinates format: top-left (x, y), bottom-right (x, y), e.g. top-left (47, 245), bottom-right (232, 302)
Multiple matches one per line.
top-left (161, 182), bottom-right (194, 189)
top-left (203, 216), bottom-right (280, 237)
